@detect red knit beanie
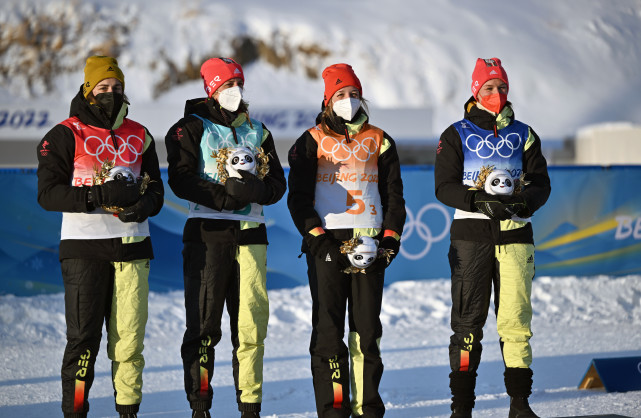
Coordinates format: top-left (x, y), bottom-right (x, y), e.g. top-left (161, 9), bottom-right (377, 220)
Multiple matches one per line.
top-left (200, 57), bottom-right (244, 98)
top-left (322, 63), bottom-right (362, 106)
top-left (471, 57), bottom-right (509, 99)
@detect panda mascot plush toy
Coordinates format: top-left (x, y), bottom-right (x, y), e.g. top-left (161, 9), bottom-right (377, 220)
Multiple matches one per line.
top-left (225, 147), bottom-right (257, 178)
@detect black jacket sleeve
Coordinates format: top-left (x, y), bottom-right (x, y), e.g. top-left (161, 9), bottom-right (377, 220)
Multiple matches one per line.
top-left (37, 124), bottom-right (92, 213)
top-left (378, 132), bottom-right (406, 234)
top-left (287, 131), bottom-right (323, 236)
top-left (139, 128), bottom-right (164, 217)
top-left (520, 127), bottom-right (551, 214)
top-left (434, 124), bottom-right (478, 211)
top-left (258, 126), bottom-right (286, 206)
top-left (165, 115), bottom-right (231, 211)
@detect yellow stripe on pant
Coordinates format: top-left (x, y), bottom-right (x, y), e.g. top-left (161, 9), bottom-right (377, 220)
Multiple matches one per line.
top-left (495, 244), bottom-right (535, 368)
top-left (236, 244), bottom-right (269, 404)
top-left (349, 332), bottom-right (365, 416)
top-left (348, 331), bottom-right (382, 416)
top-left (107, 259), bottom-right (149, 406)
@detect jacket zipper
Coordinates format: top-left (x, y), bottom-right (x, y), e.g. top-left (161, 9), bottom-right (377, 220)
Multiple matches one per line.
top-left (344, 127), bottom-right (351, 144)
top-left (231, 126), bottom-right (239, 144)
top-left (110, 129), bottom-right (118, 151)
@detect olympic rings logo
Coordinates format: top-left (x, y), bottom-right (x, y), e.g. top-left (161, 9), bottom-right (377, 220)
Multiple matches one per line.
top-left (205, 129), bottom-right (258, 152)
top-left (400, 204), bottom-right (451, 261)
top-left (465, 132), bottom-right (522, 159)
top-left (84, 134), bottom-right (144, 164)
top-left (319, 135), bottom-right (378, 162)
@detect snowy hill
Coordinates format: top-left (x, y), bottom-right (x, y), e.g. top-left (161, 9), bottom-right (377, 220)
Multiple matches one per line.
top-left (1, 0), bottom-right (641, 140)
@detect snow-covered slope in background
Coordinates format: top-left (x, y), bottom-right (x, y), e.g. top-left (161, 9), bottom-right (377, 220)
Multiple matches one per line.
top-left (1, 0), bottom-right (640, 139)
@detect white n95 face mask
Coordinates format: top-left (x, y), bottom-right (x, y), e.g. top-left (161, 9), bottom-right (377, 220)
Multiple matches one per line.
top-left (332, 97), bottom-right (361, 121)
top-left (218, 86), bottom-right (243, 112)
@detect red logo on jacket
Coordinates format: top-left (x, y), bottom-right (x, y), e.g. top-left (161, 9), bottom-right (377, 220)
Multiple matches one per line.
top-left (172, 127), bottom-right (184, 141)
top-left (39, 140), bottom-right (50, 157)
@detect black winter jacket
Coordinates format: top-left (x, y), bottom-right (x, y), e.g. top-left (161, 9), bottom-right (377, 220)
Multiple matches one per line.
top-left (434, 97), bottom-right (551, 244)
top-left (164, 98), bottom-right (286, 244)
top-left (287, 109), bottom-right (406, 239)
top-left (37, 87), bottom-right (164, 261)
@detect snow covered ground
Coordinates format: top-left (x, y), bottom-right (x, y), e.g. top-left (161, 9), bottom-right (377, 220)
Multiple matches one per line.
top-left (1, 275), bottom-right (640, 417)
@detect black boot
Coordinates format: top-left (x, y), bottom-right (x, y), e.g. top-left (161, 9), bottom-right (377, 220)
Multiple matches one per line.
top-left (192, 411), bottom-right (211, 418)
top-left (451, 406), bottom-right (473, 418)
top-left (508, 396), bottom-right (538, 418)
top-left (240, 412), bottom-right (260, 418)
top-left (504, 368), bottom-right (537, 418)
top-left (116, 403), bottom-right (139, 418)
top-left (449, 371), bottom-right (476, 417)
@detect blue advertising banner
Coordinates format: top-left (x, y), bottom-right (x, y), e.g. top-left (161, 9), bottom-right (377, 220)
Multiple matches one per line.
top-left (1, 166), bottom-right (640, 296)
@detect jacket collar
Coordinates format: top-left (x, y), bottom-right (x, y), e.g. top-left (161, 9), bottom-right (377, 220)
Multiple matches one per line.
top-left (68, 86), bottom-right (128, 129)
top-left (316, 107), bottom-right (370, 136)
top-left (185, 97), bottom-right (247, 127)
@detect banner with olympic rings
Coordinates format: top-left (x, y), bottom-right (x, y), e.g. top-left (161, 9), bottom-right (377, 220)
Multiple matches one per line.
top-left (1, 165), bottom-right (640, 296)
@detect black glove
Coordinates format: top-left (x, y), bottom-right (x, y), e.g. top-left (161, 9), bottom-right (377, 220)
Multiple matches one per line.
top-left (502, 194), bottom-right (530, 218)
top-left (364, 257), bottom-right (387, 275)
top-left (378, 235), bottom-right (401, 267)
top-left (305, 233), bottom-right (351, 269)
top-left (473, 191), bottom-right (516, 221)
top-left (224, 171), bottom-right (271, 204)
top-left (89, 181), bottom-right (140, 208)
top-left (118, 193), bottom-right (156, 223)
top-left (221, 194), bottom-right (250, 211)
